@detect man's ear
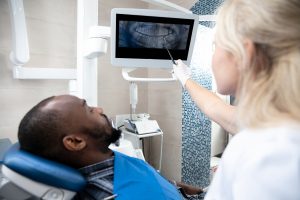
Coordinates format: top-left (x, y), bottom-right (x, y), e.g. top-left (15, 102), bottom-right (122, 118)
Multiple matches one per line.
top-left (63, 135), bottom-right (86, 151)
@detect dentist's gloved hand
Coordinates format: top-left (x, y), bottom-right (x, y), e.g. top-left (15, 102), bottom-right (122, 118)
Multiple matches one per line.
top-left (173, 59), bottom-right (191, 87)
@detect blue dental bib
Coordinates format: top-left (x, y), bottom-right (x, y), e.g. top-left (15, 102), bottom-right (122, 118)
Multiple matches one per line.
top-left (113, 151), bottom-right (182, 200)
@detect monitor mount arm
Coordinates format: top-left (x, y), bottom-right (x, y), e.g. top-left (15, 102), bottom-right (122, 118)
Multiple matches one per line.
top-left (122, 68), bottom-right (176, 120)
top-left (122, 68), bottom-right (176, 82)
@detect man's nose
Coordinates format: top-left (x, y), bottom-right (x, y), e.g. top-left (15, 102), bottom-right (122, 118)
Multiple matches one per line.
top-left (94, 107), bottom-right (103, 114)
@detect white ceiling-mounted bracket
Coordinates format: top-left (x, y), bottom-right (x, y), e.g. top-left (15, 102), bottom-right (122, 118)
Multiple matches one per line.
top-left (122, 68), bottom-right (176, 82)
top-left (84, 26), bottom-right (111, 59)
top-left (140, 0), bottom-right (192, 14)
top-left (88, 26), bottom-right (111, 39)
top-left (13, 66), bottom-right (76, 80)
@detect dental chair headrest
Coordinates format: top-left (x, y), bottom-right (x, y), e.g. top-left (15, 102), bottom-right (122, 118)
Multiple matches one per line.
top-left (3, 143), bottom-right (86, 191)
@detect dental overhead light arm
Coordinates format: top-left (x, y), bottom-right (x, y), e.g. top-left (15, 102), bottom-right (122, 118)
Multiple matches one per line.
top-left (7, 0), bottom-right (29, 66)
top-left (7, 0), bottom-right (76, 80)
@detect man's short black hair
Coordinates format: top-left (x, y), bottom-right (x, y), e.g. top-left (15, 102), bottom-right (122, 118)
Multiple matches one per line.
top-left (18, 96), bottom-right (68, 161)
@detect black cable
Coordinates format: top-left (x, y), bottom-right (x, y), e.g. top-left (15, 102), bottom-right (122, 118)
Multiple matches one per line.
top-left (117, 124), bottom-right (124, 130)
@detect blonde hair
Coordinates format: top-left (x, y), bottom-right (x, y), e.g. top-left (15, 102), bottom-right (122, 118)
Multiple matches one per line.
top-left (215, 0), bottom-right (300, 129)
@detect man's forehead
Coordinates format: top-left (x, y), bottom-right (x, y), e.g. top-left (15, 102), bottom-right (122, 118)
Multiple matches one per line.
top-left (42, 95), bottom-right (82, 111)
top-left (55, 95), bottom-right (81, 103)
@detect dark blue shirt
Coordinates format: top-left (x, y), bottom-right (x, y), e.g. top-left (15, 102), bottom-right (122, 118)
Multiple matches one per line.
top-left (73, 156), bottom-right (114, 200)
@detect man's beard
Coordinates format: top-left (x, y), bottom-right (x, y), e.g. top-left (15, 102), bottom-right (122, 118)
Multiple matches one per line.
top-left (89, 127), bottom-right (122, 146)
top-left (88, 114), bottom-right (122, 145)
top-left (107, 128), bottom-right (122, 144)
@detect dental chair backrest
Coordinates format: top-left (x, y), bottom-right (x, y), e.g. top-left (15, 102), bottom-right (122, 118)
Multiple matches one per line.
top-left (0, 143), bottom-right (86, 200)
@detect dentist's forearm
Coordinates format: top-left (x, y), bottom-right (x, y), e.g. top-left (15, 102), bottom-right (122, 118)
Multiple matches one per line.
top-left (185, 79), bottom-right (238, 135)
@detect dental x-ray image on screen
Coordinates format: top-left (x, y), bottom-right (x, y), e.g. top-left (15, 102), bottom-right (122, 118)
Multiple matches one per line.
top-left (118, 21), bottom-right (189, 50)
top-left (111, 8), bottom-right (199, 68)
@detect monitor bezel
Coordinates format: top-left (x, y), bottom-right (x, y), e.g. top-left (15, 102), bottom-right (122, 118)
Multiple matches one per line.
top-left (111, 8), bottom-right (199, 69)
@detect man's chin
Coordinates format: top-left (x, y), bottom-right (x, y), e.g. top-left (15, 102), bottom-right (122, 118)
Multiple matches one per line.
top-left (109, 128), bottom-right (122, 144)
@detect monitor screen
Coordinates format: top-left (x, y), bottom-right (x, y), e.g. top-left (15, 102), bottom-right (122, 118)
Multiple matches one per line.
top-left (111, 8), bottom-right (199, 68)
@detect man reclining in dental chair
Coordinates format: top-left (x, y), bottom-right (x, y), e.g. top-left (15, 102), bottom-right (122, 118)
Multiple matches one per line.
top-left (5, 94), bottom-right (202, 200)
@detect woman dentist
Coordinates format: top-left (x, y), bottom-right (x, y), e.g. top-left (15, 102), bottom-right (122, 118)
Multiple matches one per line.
top-left (173, 0), bottom-right (300, 199)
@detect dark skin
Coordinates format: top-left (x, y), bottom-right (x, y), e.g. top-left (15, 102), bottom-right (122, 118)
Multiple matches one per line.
top-left (176, 182), bottom-right (203, 195)
top-left (41, 95), bottom-right (113, 168)
top-left (41, 95), bottom-right (203, 195)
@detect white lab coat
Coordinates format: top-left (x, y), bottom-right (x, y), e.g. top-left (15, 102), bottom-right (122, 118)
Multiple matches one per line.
top-left (205, 124), bottom-right (300, 200)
